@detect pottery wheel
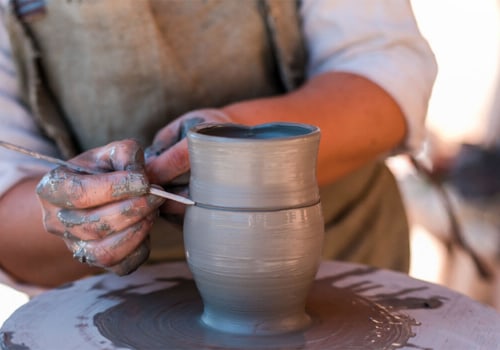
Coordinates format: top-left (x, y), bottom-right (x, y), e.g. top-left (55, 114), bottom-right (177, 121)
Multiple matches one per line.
top-left (1, 261), bottom-right (499, 350)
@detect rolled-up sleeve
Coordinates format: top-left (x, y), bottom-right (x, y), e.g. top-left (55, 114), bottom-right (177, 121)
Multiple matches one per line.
top-left (0, 10), bottom-right (59, 198)
top-left (301, 0), bottom-right (438, 153)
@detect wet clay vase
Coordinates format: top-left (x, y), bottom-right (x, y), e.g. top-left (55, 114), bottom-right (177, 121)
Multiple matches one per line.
top-left (184, 123), bottom-right (324, 335)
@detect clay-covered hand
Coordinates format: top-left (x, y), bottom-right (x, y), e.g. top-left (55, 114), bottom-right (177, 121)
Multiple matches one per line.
top-left (145, 109), bottom-right (231, 216)
top-left (36, 139), bottom-right (165, 275)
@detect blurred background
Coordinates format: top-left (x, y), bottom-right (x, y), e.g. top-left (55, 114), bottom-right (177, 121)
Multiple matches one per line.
top-left (391, 0), bottom-right (500, 311)
top-left (1, 0), bottom-right (500, 326)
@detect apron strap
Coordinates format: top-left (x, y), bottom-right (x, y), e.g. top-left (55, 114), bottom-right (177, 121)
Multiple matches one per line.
top-left (261, 0), bottom-right (306, 91)
top-left (6, 0), bottom-right (78, 158)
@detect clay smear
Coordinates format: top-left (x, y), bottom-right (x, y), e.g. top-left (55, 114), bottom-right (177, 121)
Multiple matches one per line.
top-left (90, 267), bottom-right (440, 350)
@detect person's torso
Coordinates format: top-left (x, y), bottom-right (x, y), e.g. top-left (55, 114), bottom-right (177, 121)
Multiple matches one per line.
top-left (4, 0), bottom-right (409, 271)
top-left (5, 0), bottom-right (306, 155)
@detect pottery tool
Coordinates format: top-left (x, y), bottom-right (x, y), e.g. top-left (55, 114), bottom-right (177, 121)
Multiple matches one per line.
top-left (0, 140), bottom-right (195, 205)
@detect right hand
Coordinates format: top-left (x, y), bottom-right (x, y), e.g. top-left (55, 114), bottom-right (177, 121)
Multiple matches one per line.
top-left (36, 139), bottom-right (165, 275)
top-left (145, 109), bottom-right (232, 218)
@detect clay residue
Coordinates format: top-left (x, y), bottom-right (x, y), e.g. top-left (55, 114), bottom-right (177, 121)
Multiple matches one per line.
top-left (91, 267), bottom-right (442, 350)
top-left (0, 332), bottom-right (30, 350)
top-left (111, 172), bottom-right (148, 197)
top-left (372, 288), bottom-right (447, 310)
top-left (57, 210), bottom-right (100, 228)
top-left (36, 171), bottom-right (83, 208)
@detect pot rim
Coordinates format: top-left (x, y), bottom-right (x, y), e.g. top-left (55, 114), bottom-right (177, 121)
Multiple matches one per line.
top-left (188, 122), bottom-right (320, 143)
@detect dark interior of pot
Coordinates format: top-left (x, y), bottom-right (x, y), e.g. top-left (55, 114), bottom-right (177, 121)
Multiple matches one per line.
top-left (196, 123), bottom-right (314, 139)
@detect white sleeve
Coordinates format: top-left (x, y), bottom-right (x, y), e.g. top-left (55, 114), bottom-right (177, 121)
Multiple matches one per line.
top-left (0, 11), bottom-right (60, 198)
top-left (301, 0), bottom-right (438, 153)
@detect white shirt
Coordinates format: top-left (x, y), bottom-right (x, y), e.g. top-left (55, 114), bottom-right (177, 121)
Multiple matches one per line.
top-left (0, 0), bottom-right (438, 198)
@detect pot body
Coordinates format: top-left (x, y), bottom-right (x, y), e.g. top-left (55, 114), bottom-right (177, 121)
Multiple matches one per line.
top-left (187, 123), bottom-right (321, 209)
top-left (184, 123), bottom-right (324, 335)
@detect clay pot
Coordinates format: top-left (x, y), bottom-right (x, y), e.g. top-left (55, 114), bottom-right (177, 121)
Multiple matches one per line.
top-left (184, 123), bottom-right (324, 335)
top-left (187, 123), bottom-right (320, 210)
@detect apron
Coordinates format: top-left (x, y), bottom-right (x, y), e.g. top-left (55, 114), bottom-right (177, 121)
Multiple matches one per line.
top-left (4, 0), bottom-right (410, 272)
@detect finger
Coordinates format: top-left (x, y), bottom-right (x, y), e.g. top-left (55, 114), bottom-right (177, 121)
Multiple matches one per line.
top-left (55, 194), bottom-right (164, 240)
top-left (179, 116), bottom-right (207, 139)
top-left (73, 139), bottom-right (146, 172)
top-left (80, 213), bottom-right (155, 268)
top-left (144, 119), bottom-right (184, 162)
top-left (144, 137), bottom-right (178, 161)
top-left (36, 167), bottom-right (149, 209)
top-left (150, 117), bottom-right (185, 146)
top-left (107, 239), bottom-right (150, 276)
top-left (145, 116), bottom-right (206, 161)
top-left (38, 198), bottom-right (67, 237)
top-left (146, 138), bottom-right (190, 185)
top-left (64, 234), bottom-right (150, 275)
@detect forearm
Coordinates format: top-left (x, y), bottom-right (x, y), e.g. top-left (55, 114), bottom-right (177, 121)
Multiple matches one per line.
top-left (222, 72), bottom-right (406, 186)
top-left (0, 178), bottom-right (98, 287)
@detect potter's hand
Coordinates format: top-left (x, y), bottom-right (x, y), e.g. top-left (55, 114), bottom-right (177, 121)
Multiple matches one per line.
top-left (36, 139), bottom-right (165, 275)
top-left (145, 109), bottom-right (231, 216)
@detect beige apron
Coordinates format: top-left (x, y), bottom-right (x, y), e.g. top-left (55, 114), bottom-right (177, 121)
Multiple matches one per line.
top-left (4, 0), bottom-right (410, 272)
